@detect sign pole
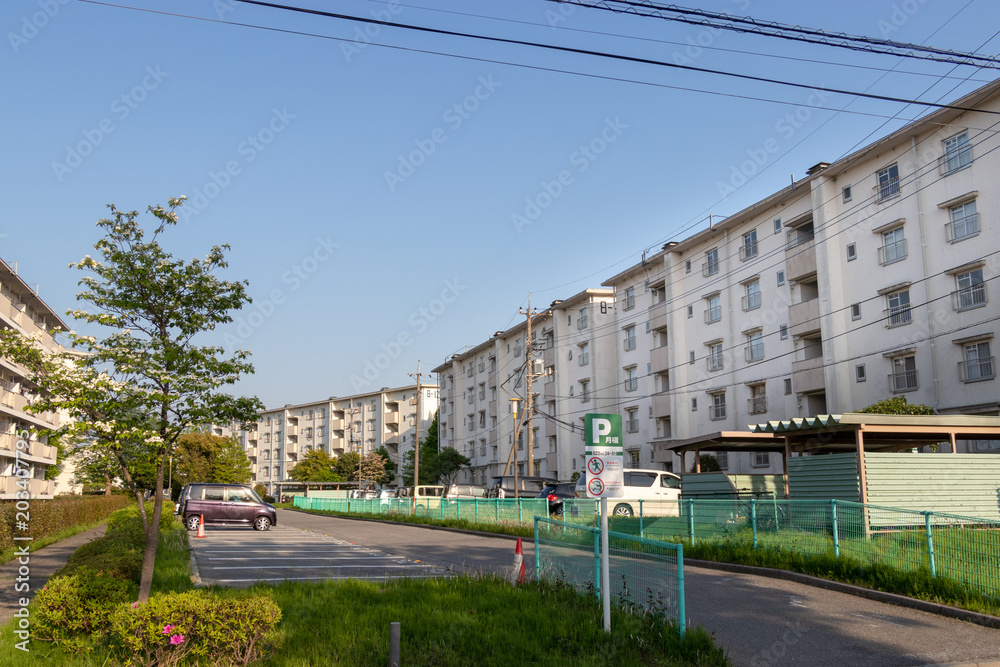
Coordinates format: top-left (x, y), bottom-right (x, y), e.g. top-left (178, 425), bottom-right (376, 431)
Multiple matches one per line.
top-left (600, 496), bottom-right (610, 633)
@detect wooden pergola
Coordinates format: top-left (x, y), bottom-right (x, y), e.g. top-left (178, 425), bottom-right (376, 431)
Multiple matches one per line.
top-left (656, 414), bottom-right (1000, 503)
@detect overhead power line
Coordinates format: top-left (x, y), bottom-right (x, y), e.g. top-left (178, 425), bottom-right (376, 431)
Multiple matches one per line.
top-left (550, 0), bottom-right (1000, 70)
top-left (226, 0), bottom-right (1000, 116)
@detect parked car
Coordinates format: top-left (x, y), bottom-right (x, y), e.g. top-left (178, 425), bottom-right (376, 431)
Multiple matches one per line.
top-left (574, 468), bottom-right (682, 517)
top-left (488, 475), bottom-right (558, 499)
top-left (444, 483), bottom-right (488, 499)
top-left (176, 482), bottom-right (277, 531)
top-left (395, 485), bottom-right (447, 514)
top-left (537, 482), bottom-right (577, 516)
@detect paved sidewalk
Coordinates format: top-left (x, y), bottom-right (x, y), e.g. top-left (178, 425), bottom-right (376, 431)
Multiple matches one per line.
top-left (0, 524), bottom-right (108, 627)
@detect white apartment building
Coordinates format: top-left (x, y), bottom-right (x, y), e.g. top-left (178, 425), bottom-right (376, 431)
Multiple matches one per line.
top-left (0, 259), bottom-right (64, 499)
top-left (242, 384), bottom-right (438, 494)
top-left (433, 78), bottom-right (1000, 482)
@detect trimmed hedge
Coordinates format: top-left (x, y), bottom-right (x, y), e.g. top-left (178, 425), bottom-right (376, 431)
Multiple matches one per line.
top-left (0, 494), bottom-right (132, 551)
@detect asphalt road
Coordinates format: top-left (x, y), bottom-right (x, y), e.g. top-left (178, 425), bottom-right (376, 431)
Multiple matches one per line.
top-left (192, 509), bottom-right (1000, 667)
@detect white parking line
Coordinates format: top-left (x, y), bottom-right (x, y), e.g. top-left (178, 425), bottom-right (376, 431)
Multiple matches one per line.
top-left (207, 556), bottom-right (399, 561)
top-left (209, 565), bottom-right (437, 570)
top-left (216, 574), bottom-right (451, 583)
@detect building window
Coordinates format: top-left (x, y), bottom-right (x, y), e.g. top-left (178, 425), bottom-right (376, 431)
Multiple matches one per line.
top-left (942, 130), bottom-right (972, 174)
top-left (703, 248), bottom-right (720, 276)
top-left (623, 325), bottom-right (636, 352)
top-left (885, 290), bottom-right (911, 328)
top-left (741, 230), bottom-right (758, 261)
top-left (579, 308), bottom-right (588, 330)
top-left (856, 364), bottom-right (866, 382)
top-left (753, 452), bottom-right (770, 468)
top-left (624, 367), bottom-right (638, 392)
top-left (579, 342), bottom-right (589, 366)
top-left (842, 186), bottom-right (852, 202)
top-left (628, 450), bottom-right (640, 467)
top-left (626, 408), bottom-right (639, 433)
top-left (707, 342), bottom-right (724, 372)
top-left (889, 355), bottom-right (918, 393)
top-left (685, 259), bottom-right (691, 274)
top-left (745, 331), bottom-right (764, 363)
top-left (780, 324), bottom-right (788, 340)
top-left (624, 286), bottom-right (635, 310)
top-left (947, 200), bottom-right (979, 242)
top-left (959, 341), bottom-right (994, 382)
top-left (777, 270), bottom-right (785, 286)
top-left (687, 305), bottom-right (693, 319)
top-left (580, 380), bottom-right (590, 403)
top-left (784, 378), bottom-right (792, 395)
top-left (954, 269), bottom-right (986, 311)
top-left (748, 384), bottom-right (767, 415)
top-left (742, 280), bottom-right (761, 311)
top-left (851, 303), bottom-right (862, 320)
top-left (879, 227), bottom-right (906, 265)
top-left (709, 392), bottom-right (726, 421)
top-left (691, 397), bottom-right (698, 412)
top-left (875, 163), bottom-right (900, 202)
top-left (773, 218), bottom-right (782, 234)
top-left (705, 294), bottom-right (721, 324)
top-left (846, 243), bottom-right (857, 261)
top-left (689, 351), bottom-right (695, 365)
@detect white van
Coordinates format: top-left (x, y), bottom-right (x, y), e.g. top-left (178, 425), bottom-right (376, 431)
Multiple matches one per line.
top-left (574, 468), bottom-right (682, 517)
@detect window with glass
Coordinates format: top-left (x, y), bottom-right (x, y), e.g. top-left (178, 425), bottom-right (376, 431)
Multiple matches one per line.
top-left (885, 290), bottom-right (911, 327)
top-left (710, 392), bottom-right (726, 421)
top-left (743, 280), bottom-right (761, 311)
top-left (579, 342), bottom-right (589, 366)
top-left (879, 227), bottom-right (906, 264)
top-left (746, 331), bottom-right (764, 362)
top-left (748, 384), bottom-right (766, 414)
top-left (579, 307), bottom-right (588, 329)
top-left (705, 294), bottom-right (721, 323)
top-left (708, 342), bottom-right (724, 371)
top-left (960, 341), bottom-right (994, 382)
top-left (624, 286), bottom-right (635, 310)
top-left (955, 269), bottom-right (986, 311)
top-left (741, 230), bottom-right (758, 260)
top-left (580, 380), bottom-right (590, 403)
top-left (624, 325), bottom-right (636, 351)
top-left (876, 163), bottom-right (900, 201)
top-left (626, 407), bottom-right (639, 433)
top-left (704, 248), bottom-right (719, 276)
top-left (947, 200), bottom-right (979, 242)
top-left (753, 452), bottom-right (770, 467)
top-left (624, 367), bottom-right (638, 392)
top-left (942, 131), bottom-right (972, 173)
top-left (890, 355), bottom-right (918, 392)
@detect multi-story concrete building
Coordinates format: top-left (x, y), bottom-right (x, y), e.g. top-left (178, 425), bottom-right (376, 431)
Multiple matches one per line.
top-left (242, 384), bottom-right (438, 494)
top-left (0, 259), bottom-right (64, 499)
top-left (435, 78), bottom-right (1000, 482)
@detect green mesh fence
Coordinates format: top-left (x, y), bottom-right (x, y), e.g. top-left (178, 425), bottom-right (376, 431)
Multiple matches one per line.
top-left (534, 517), bottom-right (686, 635)
top-left (292, 495), bottom-right (548, 528)
top-left (554, 497), bottom-right (1000, 600)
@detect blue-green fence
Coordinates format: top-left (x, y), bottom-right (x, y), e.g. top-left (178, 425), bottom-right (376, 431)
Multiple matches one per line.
top-left (293, 495), bottom-right (548, 527)
top-left (561, 497), bottom-right (1000, 599)
top-left (533, 517), bottom-right (686, 635)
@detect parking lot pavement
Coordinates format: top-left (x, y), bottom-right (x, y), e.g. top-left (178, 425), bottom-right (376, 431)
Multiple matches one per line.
top-left (189, 524), bottom-right (451, 587)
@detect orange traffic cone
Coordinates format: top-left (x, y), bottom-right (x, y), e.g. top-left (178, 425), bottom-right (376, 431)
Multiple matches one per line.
top-left (194, 515), bottom-right (207, 539)
top-left (510, 537), bottom-right (526, 585)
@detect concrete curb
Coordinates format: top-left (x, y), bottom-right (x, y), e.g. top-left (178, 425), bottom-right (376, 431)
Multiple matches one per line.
top-left (281, 507), bottom-right (1000, 631)
top-left (683, 558), bottom-right (1000, 630)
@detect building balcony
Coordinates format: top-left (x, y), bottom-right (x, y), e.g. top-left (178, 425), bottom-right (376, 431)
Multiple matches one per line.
top-left (384, 410), bottom-right (399, 425)
top-left (649, 300), bottom-right (668, 331)
top-left (784, 235), bottom-right (816, 281)
top-left (488, 400), bottom-right (497, 419)
top-left (747, 396), bottom-right (767, 415)
top-left (0, 476), bottom-right (53, 498)
top-left (246, 447), bottom-right (258, 459)
top-left (889, 369), bottom-right (919, 393)
top-left (543, 346), bottom-right (554, 368)
top-left (650, 345), bottom-right (670, 373)
top-left (543, 380), bottom-right (555, 402)
top-left (953, 283), bottom-right (987, 311)
top-left (0, 434), bottom-right (57, 464)
top-left (788, 298), bottom-right (820, 337)
top-left (652, 392), bottom-right (671, 419)
top-left (959, 357), bottom-right (995, 383)
top-left (791, 356), bottom-right (825, 394)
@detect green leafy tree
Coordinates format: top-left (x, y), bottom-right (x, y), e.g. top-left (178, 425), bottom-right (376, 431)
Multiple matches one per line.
top-left (0, 197), bottom-right (263, 602)
top-left (288, 448), bottom-right (340, 482)
top-left (400, 413), bottom-right (468, 485)
top-left (854, 396), bottom-right (934, 415)
top-left (359, 450), bottom-right (388, 490)
top-left (174, 432), bottom-right (251, 489)
top-left (336, 451), bottom-right (360, 481)
top-left (375, 446), bottom-right (396, 486)
top-left (433, 447), bottom-right (471, 485)
top-left (690, 454), bottom-right (722, 473)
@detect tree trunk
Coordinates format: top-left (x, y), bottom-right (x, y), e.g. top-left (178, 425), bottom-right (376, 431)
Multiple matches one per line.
top-left (104, 473), bottom-right (112, 495)
top-left (136, 455), bottom-right (165, 602)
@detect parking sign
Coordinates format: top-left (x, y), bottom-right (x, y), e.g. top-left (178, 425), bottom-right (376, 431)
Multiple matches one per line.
top-left (584, 414), bottom-right (623, 498)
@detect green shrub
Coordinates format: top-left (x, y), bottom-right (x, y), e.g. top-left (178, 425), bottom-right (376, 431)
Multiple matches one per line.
top-left (0, 495), bottom-right (132, 552)
top-left (34, 568), bottom-right (134, 647)
top-left (108, 591), bottom-right (283, 667)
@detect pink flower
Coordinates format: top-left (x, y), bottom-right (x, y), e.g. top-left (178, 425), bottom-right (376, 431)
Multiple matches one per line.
top-left (162, 624), bottom-right (175, 635)
top-left (131, 602), bottom-right (140, 609)
top-left (170, 634), bottom-right (185, 645)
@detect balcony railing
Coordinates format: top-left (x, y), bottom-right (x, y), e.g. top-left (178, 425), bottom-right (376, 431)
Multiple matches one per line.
top-left (626, 419), bottom-right (639, 433)
top-left (705, 306), bottom-right (721, 324)
top-left (709, 404), bottom-right (726, 421)
top-left (623, 337), bottom-right (636, 352)
top-left (702, 260), bottom-right (719, 277)
top-left (745, 342), bottom-right (765, 363)
top-left (874, 177), bottom-right (900, 203)
top-left (742, 293), bottom-right (761, 311)
top-left (739, 240), bottom-right (758, 261)
top-left (883, 304), bottom-right (912, 328)
top-left (878, 239), bottom-right (907, 265)
top-left (706, 354), bottom-right (724, 372)
top-left (959, 357), bottom-right (995, 383)
top-left (946, 213), bottom-right (980, 242)
top-left (939, 148), bottom-right (972, 175)
top-left (747, 396), bottom-right (767, 415)
top-left (889, 369), bottom-right (918, 393)
top-left (953, 283), bottom-right (987, 311)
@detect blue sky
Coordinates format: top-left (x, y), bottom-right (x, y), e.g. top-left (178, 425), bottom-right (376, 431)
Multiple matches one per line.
top-left (3, 0), bottom-right (998, 408)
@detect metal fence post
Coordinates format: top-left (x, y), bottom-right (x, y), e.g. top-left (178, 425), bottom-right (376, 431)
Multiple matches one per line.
top-left (639, 499), bottom-right (644, 539)
top-left (518, 499), bottom-right (523, 526)
top-left (831, 499), bottom-right (840, 558)
top-left (924, 511), bottom-right (937, 578)
top-left (676, 542), bottom-right (686, 638)
top-left (593, 528), bottom-right (601, 599)
top-left (687, 499), bottom-right (695, 545)
top-left (534, 517), bottom-right (540, 578)
top-left (475, 498), bottom-right (479, 524)
top-left (495, 499), bottom-right (499, 524)
top-left (751, 499), bottom-right (758, 550)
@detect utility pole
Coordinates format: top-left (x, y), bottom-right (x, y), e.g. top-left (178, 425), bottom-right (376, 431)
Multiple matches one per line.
top-left (501, 293), bottom-right (542, 496)
top-left (408, 361), bottom-right (433, 488)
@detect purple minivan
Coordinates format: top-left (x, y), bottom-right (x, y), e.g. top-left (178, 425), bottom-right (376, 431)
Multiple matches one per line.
top-left (178, 483), bottom-right (276, 531)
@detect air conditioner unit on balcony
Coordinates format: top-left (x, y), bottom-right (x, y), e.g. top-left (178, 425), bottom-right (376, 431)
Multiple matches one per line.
top-left (532, 359), bottom-right (545, 376)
